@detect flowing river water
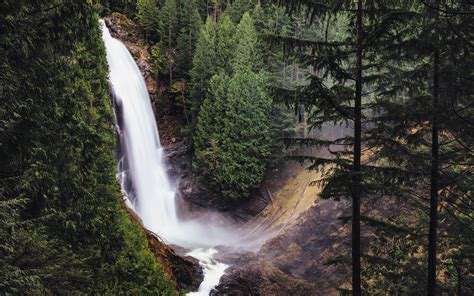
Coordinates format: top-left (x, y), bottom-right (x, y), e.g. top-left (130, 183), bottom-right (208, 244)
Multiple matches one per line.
top-left (101, 21), bottom-right (240, 295)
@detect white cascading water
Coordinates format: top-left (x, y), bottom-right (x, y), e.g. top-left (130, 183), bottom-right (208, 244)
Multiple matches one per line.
top-left (101, 21), bottom-right (233, 295)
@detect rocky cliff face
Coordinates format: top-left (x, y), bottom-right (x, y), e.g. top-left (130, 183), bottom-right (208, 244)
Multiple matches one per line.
top-left (213, 200), bottom-right (351, 295)
top-left (212, 194), bottom-right (406, 295)
top-left (145, 229), bottom-right (203, 291)
top-left (104, 13), bottom-right (158, 97)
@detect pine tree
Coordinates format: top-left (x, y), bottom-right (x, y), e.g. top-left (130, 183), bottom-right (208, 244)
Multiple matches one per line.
top-left (338, 1), bottom-right (474, 293)
top-left (101, 0), bottom-right (137, 17)
top-left (438, 4), bottom-right (474, 292)
top-left (215, 14), bottom-right (237, 73)
top-left (189, 15), bottom-right (236, 122)
top-left (176, 0), bottom-right (202, 77)
top-left (193, 72), bottom-right (230, 178)
top-left (193, 12), bottom-right (271, 199)
top-left (209, 0), bottom-right (226, 21)
top-left (159, 0), bottom-right (178, 48)
top-left (159, 0), bottom-right (178, 83)
top-left (136, 0), bottom-right (160, 40)
top-left (190, 18), bottom-right (218, 120)
top-left (217, 68), bottom-right (271, 199)
top-left (0, 197), bottom-right (89, 294)
top-left (226, 0), bottom-right (256, 23)
top-left (273, 1), bottom-right (426, 294)
top-left (312, 1), bottom-right (474, 293)
top-left (231, 12), bottom-right (262, 72)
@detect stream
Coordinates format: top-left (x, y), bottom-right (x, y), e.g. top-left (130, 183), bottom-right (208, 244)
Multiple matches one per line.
top-left (101, 21), bottom-right (236, 295)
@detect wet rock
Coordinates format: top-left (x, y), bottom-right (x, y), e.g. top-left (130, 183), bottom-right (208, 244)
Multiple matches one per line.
top-left (212, 200), bottom-right (352, 295)
top-left (211, 255), bottom-right (315, 296)
top-left (146, 230), bottom-right (204, 291)
top-left (104, 13), bottom-right (158, 98)
top-left (125, 206), bottom-right (204, 291)
top-left (103, 13), bottom-right (140, 43)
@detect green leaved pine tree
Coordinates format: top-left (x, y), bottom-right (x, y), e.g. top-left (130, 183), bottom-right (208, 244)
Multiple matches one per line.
top-left (193, 13), bottom-right (271, 199)
top-left (0, 1), bottom-right (176, 294)
top-left (176, 0), bottom-right (202, 77)
top-left (136, 0), bottom-right (161, 40)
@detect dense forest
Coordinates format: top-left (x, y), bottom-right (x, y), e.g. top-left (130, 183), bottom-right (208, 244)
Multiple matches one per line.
top-left (1, 0), bottom-right (473, 295)
top-left (0, 1), bottom-right (179, 294)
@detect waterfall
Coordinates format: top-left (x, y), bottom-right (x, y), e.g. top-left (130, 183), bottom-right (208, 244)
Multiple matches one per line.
top-left (101, 23), bottom-right (178, 236)
top-left (101, 21), bottom-right (232, 295)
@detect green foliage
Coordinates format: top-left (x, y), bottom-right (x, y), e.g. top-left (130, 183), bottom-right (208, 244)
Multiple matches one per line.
top-left (365, 3), bottom-right (474, 292)
top-left (214, 15), bottom-right (238, 75)
top-left (226, 0), bottom-right (256, 23)
top-left (0, 1), bottom-right (175, 294)
top-left (0, 199), bottom-right (89, 294)
top-left (190, 7), bottom-right (297, 197)
top-left (100, 0), bottom-right (137, 17)
top-left (136, 0), bottom-right (161, 41)
top-left (275, 0), bottom-right (474, 293)
top-left (218, 69), bottom-right (271, 198)
top-left (207, 0), bottom-right (228, 20)
top-left (193, 13), bottom-right (271, 199)
top-left (159, 0), bottom-right (178, 49)
top-left (189, 18), bottom-right (218, 114)
top-left (176, 0), bottom-right (202, 77)
top-left (362, 215), bottom-right (426, 294)
top-left (193, 73), bottom-right (231, 178)
top-left (232, 12), bottom-right (263, 72)
top-left (113, 210), bottom-right (176, 294)
top-left (170, 79), bottom-right (191, 123)
top-left (189, 15), bottom-right (237, 121)
top-left (151, 43), bottom-right (167, 77)
top-left (158, 0), bottom-right (178, 84)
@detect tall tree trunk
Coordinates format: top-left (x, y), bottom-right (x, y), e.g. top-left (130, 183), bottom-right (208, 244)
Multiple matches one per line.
top-left (352, 0), bottom-right (363, 295)
top-left (168, 26), bottom-right (172, 49)
top-left (168, 24), bottom-right (173, 85)
top-left (298, 104), bottom-right (305, 124)
top-left (427, 47), bottom-right (440, 296)
top-left (457, 265), bottom-right (462, 296)
top-left (170, 66), bottom-right (173, 84)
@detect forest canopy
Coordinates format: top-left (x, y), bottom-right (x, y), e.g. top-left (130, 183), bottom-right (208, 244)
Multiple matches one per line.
top-left (1, 0), bottom-right (473, 295)
top-left (0, 1), bottom-right (175, 294)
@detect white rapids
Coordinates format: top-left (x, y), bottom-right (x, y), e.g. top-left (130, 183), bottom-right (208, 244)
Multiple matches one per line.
top-left (187, 249), bottom-right (229, 296)
top-left (101, 21), bottom-right (236, 295)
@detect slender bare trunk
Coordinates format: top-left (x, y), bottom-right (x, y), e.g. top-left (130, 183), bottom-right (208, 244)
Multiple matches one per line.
top-left (427, 47), bottom-right (440, 296)
top-left (352, 0), bottom-right (363, 295)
